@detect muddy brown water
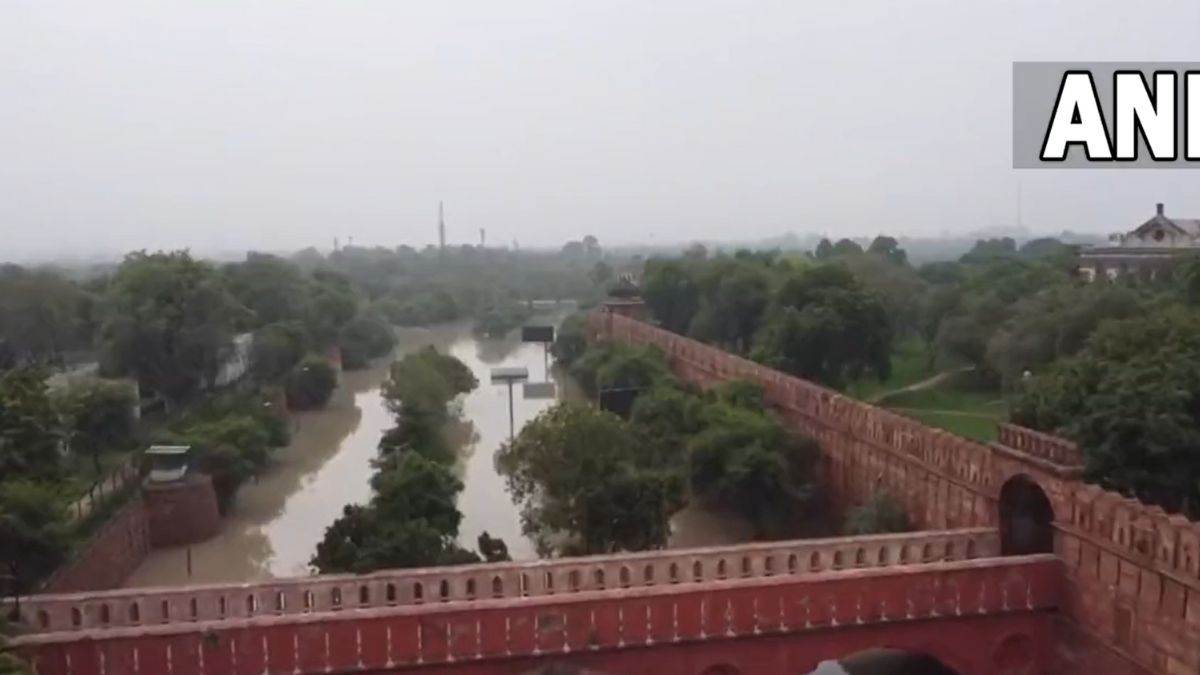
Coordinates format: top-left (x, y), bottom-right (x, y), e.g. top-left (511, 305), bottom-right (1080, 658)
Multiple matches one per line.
top-left (123, 314), bottom-right (751, 587)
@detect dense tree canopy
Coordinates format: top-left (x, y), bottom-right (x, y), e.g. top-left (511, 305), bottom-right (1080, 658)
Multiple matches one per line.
top-left (313, 348), bottom-right (481, 572)
top-left (1012, 308), bottom-right (1200, 514)
top-left (0, 367), bottom-right (62, 479)
top-left (102, 251), bottom-right (252, 404)
top-left (285, 356), bottom-right (338, 410)
top-left (496, 403), bottom-right (684, 555)
top-left (0, 480), bottom-right (70, 591)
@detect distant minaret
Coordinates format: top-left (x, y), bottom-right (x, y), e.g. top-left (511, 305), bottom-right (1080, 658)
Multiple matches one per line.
top-left (438, 202), bottom-right (446, 250)
top-left (479, 228), bottom-right (486, 247)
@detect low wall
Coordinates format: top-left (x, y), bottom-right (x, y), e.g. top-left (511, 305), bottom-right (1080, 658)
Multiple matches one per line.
top-left (15, 556), bottom-right (1060, 675)
top-left (42, 499), bottom-right (151, 594)
top-left (142, 473), bottom-right (221, 548)
top-left (17, 528), bottom-right (997, 634)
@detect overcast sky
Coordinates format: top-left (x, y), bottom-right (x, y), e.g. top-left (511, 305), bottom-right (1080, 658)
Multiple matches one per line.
top-left (3, 1), bottom-right (1199, 261)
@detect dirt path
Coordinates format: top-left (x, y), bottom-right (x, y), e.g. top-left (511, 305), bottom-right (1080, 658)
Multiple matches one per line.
top-left (885, 406), bottom-right (996, 419)
top-left (868, 366), bottom-right (974, 404)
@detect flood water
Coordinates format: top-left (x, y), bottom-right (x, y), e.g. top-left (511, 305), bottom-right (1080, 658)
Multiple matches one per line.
top-left (124, 312), bottom-right (750, 587)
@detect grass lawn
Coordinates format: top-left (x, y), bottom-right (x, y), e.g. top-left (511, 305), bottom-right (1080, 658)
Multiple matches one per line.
top-left (880, 372), bottom-right (1009, 442)
top-left (896, 409), bottom-right (1002, 442)
top-left (843, 336), bottom-right (936, 401)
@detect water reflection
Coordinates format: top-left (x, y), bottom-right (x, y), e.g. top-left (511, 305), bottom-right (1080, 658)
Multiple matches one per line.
top-left (123, 311), bottom-right (751, 587)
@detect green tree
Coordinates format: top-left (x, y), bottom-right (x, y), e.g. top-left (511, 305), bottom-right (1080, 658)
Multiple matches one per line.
top-left (1012, 308), bottom-right (1200, 514)
top-left (338, 313), bottom-right (396, 370)
top-left (642, 260), bottom-right (700, 334)
top-left (223, 253), bottom-right (309, 327)
top-left (960, 237), bottom-right (1017, 264)
top-left (550, 314), bottom-right (589, 367)
top-left (496, 403), bottom-right (683, 555)
top-left (753, 265), bottom-right (892, 386)
top-left (378, 348), bottom-right (476, 460)
top-left (0, 270), bottom-right (96, 368)
top-left (696, 265), bottom-right (770, 351)
top-left (102, 251), bottom-right (251, 405)
top-left (569, 343), bottom-right (672, 396)
top-left (831, 238), bottom-right (864, 257)
top-left (53, 378), bottom-right (137, 474)
top-left (0, 368), bottom-right (62, 480)
top-left (866, 235), bottom-right (908, 266)
top-left (169, 406), bottom-right (282, 511)
top-left (285, 357), bottom-right (338, 410)
top-left (0, 481), bottom-right (71, 592)
top-left (813, 238), bottom-right (834, 260)
top-left (250, 322), bottom-right (308, 382)
top-left (312, 444), bottom-right (476, 573)
top-left (304, 271), bottom-right (359, 347)
top-left (687, 404), bottom-right (818, 536)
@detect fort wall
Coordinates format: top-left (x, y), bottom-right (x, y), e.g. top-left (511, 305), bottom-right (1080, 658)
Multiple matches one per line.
top-left (16, 556), bottom-right (1060, 675)
top-left (591, 308), bottom-right (1200, 674)
top-left (18, 529), bottom-right (996, 634)
top-left (43, 499), bottom-right (152, 594)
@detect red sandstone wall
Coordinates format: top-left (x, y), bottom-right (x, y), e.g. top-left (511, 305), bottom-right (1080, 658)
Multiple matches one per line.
top-left (43, 499), bottom-right (151, 594)
top-left (16, 557), bottom-right (1062, 675)
top-left (592, 311), bottom-right (1196, 675)
top-left (142, 474), bottom-right (221, 547)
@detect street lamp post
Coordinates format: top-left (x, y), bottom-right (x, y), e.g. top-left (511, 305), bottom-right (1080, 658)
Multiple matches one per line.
top-left (490, 367), bottom-right (529, 440)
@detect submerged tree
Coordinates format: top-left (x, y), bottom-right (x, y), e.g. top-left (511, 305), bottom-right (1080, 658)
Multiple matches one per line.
top-left (496, 403), bottom-right (683, 556)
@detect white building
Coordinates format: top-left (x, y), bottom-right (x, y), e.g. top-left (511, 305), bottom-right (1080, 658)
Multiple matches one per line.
top-left (1077, 203), bottom-right (1200, 282)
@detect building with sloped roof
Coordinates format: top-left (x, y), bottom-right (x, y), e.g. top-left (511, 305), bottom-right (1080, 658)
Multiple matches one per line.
top-left (1078, 202), bottom-right (1200, 281)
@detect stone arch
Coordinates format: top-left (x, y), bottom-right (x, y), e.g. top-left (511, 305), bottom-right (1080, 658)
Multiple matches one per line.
top-left (999, 474), bottom-right (1054, 555)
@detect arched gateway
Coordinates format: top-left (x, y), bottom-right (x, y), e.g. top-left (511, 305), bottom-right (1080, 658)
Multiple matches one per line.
top-left (999, 474), bottom-right (1054, 555)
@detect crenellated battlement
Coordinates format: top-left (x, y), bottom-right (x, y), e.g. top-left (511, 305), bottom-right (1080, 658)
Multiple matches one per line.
top-left (12, 555), bottom-right (1063, 675)
top-left (14, 529), bottom-right (997, 635)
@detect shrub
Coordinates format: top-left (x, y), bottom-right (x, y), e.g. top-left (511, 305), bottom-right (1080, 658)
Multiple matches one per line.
top-left (285, 357), bottom-right (338, 410)
top-left (338, 314), bottom-right (396, 369)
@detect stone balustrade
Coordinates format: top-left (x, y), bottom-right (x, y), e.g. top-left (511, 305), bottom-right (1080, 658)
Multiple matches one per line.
top-left (15, 528), bottom-right (998, 635)
top-left (12, 555), bottom-right (1059, 675)
top-left (997, 423), bottom-right (1083, 468)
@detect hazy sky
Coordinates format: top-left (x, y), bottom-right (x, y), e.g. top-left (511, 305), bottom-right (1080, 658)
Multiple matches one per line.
top-left (3, 1), bottom-right (1199, 261)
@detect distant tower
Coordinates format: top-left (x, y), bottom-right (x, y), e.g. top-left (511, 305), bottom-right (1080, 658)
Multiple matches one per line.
top-left (438, 202), bottom-right (446, 250)
top-left (333, 237), bottom-right (340, 252)
top-left (480, 228), bottom-right (486, 247)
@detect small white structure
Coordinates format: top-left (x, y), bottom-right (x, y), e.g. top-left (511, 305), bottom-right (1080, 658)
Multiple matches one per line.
top-left (145, 445), bottom-right (192, 483)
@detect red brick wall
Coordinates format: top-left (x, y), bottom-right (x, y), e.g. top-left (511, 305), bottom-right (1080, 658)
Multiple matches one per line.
top-left (592, 311), bottom-right (1194, 674)
top-left (43, 499), bottom-right (151, 594)
top-left (142, 473), bottom-right (221, 547)
top-left (17, 557), bottom-right (1062, 675)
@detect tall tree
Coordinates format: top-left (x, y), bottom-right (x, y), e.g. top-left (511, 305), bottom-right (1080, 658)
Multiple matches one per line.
top-left (0, 481), bottom-right (70, 592)
top-left (0, 368), bottom-right (63, 479)
top-left (642, 260), bottom-right (700, 334)
top-left (1013, 307), bottom-right (1200, 515)
top-left (496, 403), bottom-right (683, 555)
top-left (102, 251), bottom-right (251, 405)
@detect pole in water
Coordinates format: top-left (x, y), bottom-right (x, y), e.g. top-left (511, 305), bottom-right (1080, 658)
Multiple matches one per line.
top-left (507, 380), bottom-right (515, 439)
top-left (490, 367), bottom-right (528, 442)
top-left (186, 546), bottom-right (193, 578)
